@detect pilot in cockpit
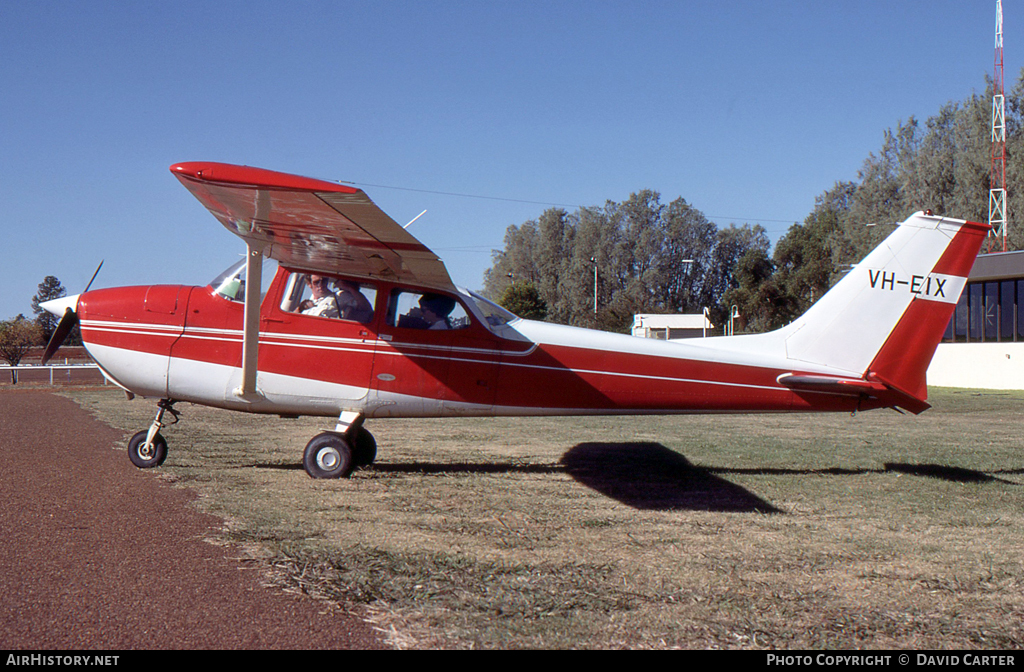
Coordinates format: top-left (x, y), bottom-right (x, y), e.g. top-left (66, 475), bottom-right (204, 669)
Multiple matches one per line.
top-left (299, 275), bottom-right (341, 318)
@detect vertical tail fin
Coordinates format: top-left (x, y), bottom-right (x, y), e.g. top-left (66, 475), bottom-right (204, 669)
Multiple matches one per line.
top-left (778, 212), bottom-right (988, 410)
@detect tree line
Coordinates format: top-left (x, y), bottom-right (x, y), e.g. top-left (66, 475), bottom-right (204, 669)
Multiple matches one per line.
top-left (482, 192), bottom-right (769, 332)
top-left (485, 73), bottom-right (1024, 334)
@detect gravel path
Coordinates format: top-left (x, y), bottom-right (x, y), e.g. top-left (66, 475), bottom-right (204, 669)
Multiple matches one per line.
top-left (0, 389), bottom-right (385, 649)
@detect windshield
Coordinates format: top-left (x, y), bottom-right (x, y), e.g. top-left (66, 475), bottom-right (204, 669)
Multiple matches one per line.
top-left (464, 289), bottom-right (519, 327)
top-left (209, 257), bottom-right (279, 302)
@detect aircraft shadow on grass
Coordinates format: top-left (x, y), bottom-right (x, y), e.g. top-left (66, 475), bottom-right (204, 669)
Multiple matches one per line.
top-left (715, 462), bottom-right (1017, 484)
top-left (253, 445), bottom-right (777, 513)
top-left (557, 445), bottom-right (1019, 512)
top-left (559, 442), bottom-right (782, 514)
top-left (251, 444), bottom-right (1019, 513)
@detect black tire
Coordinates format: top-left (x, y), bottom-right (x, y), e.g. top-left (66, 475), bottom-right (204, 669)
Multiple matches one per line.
top-left (352, 427), bottom-right (377, 468)
top-left (303, 433), bottom-right (355, 479)
top-left (128, 430), bottom-right (168, 469)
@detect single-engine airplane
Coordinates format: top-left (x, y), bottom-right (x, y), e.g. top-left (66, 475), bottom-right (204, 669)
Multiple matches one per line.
top-left (41, 162), bottom-right (988, 479)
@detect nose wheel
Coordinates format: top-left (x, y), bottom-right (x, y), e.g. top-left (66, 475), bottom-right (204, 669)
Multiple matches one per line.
top-left (128, 399), bottom-right (178, 469)
top-left (128, 430), bottom-right (168, 468)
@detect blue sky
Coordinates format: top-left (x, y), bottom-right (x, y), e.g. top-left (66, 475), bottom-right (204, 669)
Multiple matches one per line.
top-left (0, 1), bottom-right (1013, 320)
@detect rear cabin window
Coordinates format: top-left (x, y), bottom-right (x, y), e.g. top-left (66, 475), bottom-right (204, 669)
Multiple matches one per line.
top-left (279, 272), bottom-right (376, 324)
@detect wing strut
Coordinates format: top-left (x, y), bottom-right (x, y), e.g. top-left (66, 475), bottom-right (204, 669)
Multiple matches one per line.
top-left (236, 240), bottom-right (267, 401)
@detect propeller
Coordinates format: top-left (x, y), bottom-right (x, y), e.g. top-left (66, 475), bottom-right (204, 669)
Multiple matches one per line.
top-left (40, 261), bottom-right (103, 365)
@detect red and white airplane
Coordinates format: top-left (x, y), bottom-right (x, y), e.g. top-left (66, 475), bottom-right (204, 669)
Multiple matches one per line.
top-left (41, 162), bottom-right (988, 479)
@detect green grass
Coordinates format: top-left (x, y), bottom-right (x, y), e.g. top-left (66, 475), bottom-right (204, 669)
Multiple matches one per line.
top-left (65, 387), bottom-right (1024, 649)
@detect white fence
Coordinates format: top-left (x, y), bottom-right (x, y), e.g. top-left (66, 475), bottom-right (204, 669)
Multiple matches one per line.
top-left (0, 364), bottom-right (104, 385)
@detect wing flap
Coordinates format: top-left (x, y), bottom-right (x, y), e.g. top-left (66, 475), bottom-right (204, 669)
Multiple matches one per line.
top-left (171, 162), bottom-right (455, 290)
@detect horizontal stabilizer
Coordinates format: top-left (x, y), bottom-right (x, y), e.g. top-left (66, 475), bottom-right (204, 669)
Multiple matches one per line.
top-left (777, 373), bottom-right (931, 415)
top-left (776, 373), bottom-right (887, 396)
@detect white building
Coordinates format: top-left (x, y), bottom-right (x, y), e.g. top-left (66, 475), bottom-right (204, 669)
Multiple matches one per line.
top-left (631, 313), bottom-right (714, 340)
top-left (927, 248), bottom-right (1024, 390)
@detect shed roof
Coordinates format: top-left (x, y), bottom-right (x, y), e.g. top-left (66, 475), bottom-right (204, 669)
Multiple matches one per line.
top-left (970, 249), bottom-right (1024, 282)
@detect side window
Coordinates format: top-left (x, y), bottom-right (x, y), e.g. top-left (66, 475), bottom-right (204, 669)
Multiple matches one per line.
top-left (279, 272), bottom-right (376, 324)
top-left (387, 290), bottom-right (470, 330)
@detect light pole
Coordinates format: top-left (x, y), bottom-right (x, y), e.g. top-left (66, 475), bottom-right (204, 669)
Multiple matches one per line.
top-left (590, 257), bottom-right (598, 314)
top-left (727, 305), bottom-right (740, 336)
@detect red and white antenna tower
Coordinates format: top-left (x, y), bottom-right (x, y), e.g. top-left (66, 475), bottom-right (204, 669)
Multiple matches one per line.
top-left (990, 0), bottom-right (1008, 251)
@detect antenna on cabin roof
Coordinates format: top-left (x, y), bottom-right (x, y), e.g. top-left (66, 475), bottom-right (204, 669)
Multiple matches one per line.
top-left (403, 210), bottom-right (427, 229)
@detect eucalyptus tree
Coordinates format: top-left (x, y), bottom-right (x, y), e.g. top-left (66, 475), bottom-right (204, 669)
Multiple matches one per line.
top-left (483, 191), bottom-right (770, 333)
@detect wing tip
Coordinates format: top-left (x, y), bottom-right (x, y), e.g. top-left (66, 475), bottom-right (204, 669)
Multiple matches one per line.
top-left (170, 161), bottom-right (360, 195)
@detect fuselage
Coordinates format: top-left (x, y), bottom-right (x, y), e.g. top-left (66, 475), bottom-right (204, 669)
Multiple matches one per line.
top-left (73, 265), bottom-right (881, 419)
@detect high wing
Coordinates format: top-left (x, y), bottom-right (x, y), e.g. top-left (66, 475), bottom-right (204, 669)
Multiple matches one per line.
top-left (171, 161), bottom-right (455, 291)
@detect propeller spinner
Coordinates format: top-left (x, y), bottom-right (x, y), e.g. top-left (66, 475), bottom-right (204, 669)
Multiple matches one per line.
top-left (39, 261), bottom-right (103, 365)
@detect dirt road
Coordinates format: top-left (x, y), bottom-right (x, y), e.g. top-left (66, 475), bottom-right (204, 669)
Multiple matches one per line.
top-left (0, 389), bottom-right (384, 649)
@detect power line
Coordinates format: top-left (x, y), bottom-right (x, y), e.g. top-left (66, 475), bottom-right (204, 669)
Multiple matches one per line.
top-left (338, 180), bottom-right (584, 209)
top-left (339, 179), bottom-right (801, 230)
top-left (705, 215), bottom-right (799, 226)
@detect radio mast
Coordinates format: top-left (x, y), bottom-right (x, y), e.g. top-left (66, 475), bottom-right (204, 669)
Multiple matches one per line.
top-left (990, 0), bottom-right (1008, 251)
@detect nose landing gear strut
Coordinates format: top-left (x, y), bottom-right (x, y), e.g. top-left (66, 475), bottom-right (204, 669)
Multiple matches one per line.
top-left (127, 399), bottom-right (179, 469)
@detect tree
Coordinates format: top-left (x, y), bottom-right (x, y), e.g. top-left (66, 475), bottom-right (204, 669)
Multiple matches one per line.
top-left (721, 249), bottom-right (795, 333)
top-left (704, 223), bottom-right (771, 327)
top-left (31, 276), bottom-right (66, 343)
top-left (656, 197), bottom-right (719, 313)
top-left (483, 191), bottom-right (771, 334)
top-left (498, 282), bottom-right (548, 320)
top-left (772, 201), bottom-right (839, 314)
top-left (0, 316), bottom-right (42, 383)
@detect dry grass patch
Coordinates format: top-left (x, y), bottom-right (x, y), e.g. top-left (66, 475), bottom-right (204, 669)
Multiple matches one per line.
top-left (65, 388), bottom-right (1024, 649)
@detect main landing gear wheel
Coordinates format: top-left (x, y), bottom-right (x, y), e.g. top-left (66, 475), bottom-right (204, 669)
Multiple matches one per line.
top-left (128, 430), bottom-right (168, 469)
top-left (303, 433), bottom-right (355, 479)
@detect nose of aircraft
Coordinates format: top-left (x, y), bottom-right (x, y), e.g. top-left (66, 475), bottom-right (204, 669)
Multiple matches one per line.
top-left (40, 294), bottom-right (82, 365)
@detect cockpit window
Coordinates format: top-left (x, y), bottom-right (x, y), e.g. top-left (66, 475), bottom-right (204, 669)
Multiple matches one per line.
top-left (209, 258), bottom-right (279, 302)
top-left (465, 289), bottom-right (519, 327)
